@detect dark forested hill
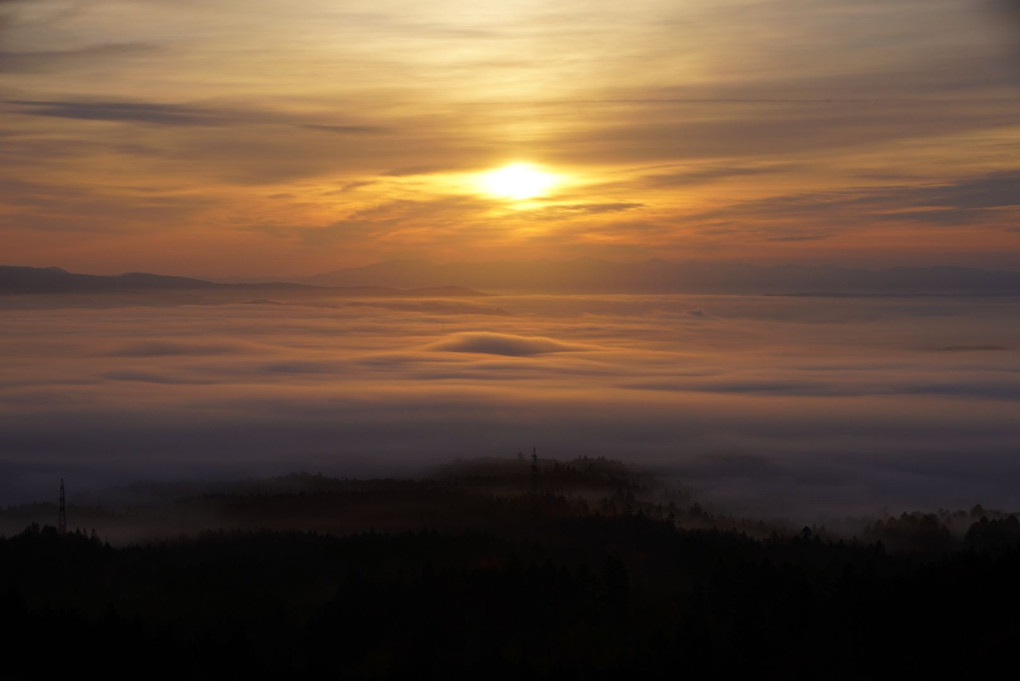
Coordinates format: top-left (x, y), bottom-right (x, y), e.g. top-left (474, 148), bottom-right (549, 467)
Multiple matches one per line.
top-left (3, 461), bottom-right (1020, 680)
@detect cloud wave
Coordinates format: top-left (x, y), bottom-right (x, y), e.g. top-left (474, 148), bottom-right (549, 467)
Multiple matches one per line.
top-left (430, 332), bottom-right (590, 356)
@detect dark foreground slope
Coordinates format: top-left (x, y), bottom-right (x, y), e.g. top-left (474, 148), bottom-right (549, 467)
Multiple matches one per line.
top-left (3, 463), bottom-right (1020, 680)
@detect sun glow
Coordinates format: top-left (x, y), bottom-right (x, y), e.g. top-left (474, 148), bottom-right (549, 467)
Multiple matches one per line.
top-left (479, 163), bottom-right (557, 200)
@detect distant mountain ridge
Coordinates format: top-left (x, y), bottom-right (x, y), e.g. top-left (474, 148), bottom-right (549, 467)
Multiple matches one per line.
top-left (0, 265), bottom-right (481, 297)
top-left (305, 258), bottom-right (1020, 295)
top-left (5, 262), bottom-right (1019, 296)
top-left (0, 266), bottom-right (227, 294)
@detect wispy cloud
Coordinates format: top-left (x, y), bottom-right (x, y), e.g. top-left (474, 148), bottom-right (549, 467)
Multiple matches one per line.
top-left (8, 99), bottom-right (236, 126)
top-left (300, 124), bottom-right (389, 135)
top-left (688, 170), bottom-right (1020, 230)
top-left (0, 43), bottom-right (157, 73)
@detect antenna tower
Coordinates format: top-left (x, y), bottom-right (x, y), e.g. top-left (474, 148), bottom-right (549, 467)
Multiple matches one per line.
top-left (58, 479), bottom-right (67, 534)
top-left (530, 447), bottom-right (538, 494)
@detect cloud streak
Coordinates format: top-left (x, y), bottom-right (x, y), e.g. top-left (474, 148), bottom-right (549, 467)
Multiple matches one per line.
top-left (8, 100), bottom-right (236, 126)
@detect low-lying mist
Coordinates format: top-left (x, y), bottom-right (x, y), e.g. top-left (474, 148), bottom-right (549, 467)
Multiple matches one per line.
top-left (1, 292), bottom-right (1018, 521)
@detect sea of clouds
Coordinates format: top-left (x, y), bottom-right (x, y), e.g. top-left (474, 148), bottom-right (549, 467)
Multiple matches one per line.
top-left (1, 293), bottom-right (1018, 520)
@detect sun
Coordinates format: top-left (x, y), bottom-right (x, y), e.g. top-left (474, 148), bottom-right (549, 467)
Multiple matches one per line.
top-left (479, 162), bottom-right (557, 200)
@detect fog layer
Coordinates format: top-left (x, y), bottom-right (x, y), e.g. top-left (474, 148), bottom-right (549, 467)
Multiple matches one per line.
top-left (2, 293), bottom-right (1018, 519)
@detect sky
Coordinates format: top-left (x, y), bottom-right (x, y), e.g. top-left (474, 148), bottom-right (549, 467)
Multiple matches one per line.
top-left (2, 293), bottom-right (1019, 519)
top-left (2, 0), bottom-right (1019, 278)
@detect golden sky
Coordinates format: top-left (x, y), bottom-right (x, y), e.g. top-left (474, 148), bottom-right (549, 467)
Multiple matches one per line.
top-left (2, 0), bottom-right (1019, 277)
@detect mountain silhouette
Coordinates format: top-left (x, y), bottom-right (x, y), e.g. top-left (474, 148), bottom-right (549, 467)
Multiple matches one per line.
top-left (0, 266), bottom-right (483, 297)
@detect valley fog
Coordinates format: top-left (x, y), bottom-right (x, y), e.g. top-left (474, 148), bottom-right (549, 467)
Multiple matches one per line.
top-left (2, 292), bottom-right (1018, 520)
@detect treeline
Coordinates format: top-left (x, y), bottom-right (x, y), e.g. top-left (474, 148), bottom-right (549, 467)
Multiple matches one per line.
top-left (4, 508), bottom-right (1020, 679)
top-left (862, 505), bottom-right (1020, 552)
top-left (0, 457), bottom-right (672, 542)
